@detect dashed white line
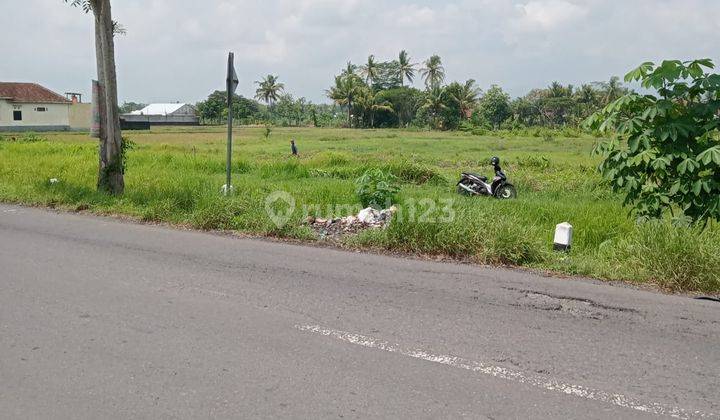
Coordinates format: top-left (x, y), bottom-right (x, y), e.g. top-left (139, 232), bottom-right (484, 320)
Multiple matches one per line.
top-left (296, 324), bottom-right (715, 419)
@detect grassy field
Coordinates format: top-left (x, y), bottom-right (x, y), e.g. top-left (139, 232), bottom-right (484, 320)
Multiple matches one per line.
top-left (1, 127), bottom-right (718, 293)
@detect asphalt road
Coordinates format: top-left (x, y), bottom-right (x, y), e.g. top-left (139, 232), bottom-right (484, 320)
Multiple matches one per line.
top-left (0, 204), bottom-right (718, 419)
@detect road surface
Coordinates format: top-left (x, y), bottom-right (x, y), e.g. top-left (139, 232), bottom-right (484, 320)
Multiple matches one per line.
top-left (0, 204), bottom-right (718, 419)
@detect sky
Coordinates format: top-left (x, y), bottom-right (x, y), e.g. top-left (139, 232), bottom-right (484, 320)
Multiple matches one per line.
top-left (1, 0), bottom-right (718, 104)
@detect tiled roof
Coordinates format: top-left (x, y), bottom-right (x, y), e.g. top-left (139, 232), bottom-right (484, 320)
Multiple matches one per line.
top-left (0, 82), bottom-right (71, 104)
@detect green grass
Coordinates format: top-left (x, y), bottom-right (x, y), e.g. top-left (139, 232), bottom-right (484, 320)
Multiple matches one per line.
top-left (1, 127), bottom-right (718, 293)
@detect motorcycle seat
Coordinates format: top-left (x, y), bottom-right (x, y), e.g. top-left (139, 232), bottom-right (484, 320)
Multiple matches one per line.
top-left (463, 172), bottom-right (487, 182)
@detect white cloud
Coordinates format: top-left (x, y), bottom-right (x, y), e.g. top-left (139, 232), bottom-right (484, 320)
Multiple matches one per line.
top-left (394, 5), bottom-right (437, 27)
top-left (516, 0), bottom-right (588, 29)
top-left (0, 0), bottom-right (717, 104)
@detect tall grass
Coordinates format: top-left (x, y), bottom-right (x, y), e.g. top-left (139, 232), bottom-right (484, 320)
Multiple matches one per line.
top-left (0, 126), bottom-right (718, 292)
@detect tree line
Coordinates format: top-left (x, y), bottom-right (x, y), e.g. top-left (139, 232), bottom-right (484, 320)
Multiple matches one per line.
top-left (189, 51), bottom-right (630, 130)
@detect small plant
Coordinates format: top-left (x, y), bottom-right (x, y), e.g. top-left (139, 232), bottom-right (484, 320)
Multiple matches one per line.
top-left (120, 137), bottom-right (135, 174)
top-left (355, 168), bottom-right (400, 209)
top-left (263, 123), bottom-right (273, 140)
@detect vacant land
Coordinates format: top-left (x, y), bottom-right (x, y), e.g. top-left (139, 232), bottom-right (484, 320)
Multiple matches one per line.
top-left (0, 127), bottom-right (718, 292)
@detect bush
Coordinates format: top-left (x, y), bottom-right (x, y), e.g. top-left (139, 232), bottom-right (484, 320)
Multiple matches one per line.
top-left (586, 59), bottom-right (720, 225)
top-left (355, 168), bottom-right (399, 208)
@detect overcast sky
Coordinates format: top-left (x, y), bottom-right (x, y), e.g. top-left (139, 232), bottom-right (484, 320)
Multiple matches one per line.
top-left (1, 0), bottom-right (718, 104)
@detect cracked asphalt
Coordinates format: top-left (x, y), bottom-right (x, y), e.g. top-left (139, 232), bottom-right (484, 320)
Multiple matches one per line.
top-left (1, 204), bottom-right (718, 419)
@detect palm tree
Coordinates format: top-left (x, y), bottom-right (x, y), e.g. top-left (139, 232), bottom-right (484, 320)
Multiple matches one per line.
top-left (419, 86), bottom-right (447, 129)
top-left (342, 61), bottom-right (357, 77)
top-left (575, 84), bottom-right (598, 120)
top-left (360, 55), bottom-right (379, 85)
top-left (604, 76), bottom-right (623, 105)
top-left (326, 74), bottom-right (363, 127)
top-left (450, 79), bottom-right (481, 119)
top-left (398, 50), bottom-right (415, 87)
top-left (547, 81), bottom-right (571, 98)
top-left (254, 75), bottom-right (285, 108)
top-left (420, 55), bottom-right (445, 89)
top-left (355, 87), bottom-right (394, 128)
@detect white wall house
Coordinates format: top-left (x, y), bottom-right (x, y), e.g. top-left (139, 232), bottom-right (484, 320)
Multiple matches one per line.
top-left (0, 82), bottom-right (71, 131)
top-left (122, 103), bottom-right (199, 126)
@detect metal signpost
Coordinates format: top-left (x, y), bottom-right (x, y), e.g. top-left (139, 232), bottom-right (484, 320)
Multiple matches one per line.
top-left (225, 52), bottom-right (239, 196)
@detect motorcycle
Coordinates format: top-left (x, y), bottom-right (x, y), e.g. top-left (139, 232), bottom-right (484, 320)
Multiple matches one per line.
top-left (457, 157), bottom-right (517, 199)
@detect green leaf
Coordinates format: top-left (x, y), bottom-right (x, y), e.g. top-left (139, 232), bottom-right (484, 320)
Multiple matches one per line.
top-left (692, 180), bottom-right (703, 196)
top-left (677, 158), bottom-right (698, 175)
top-left (624, 62), bottom-right (654, 82)
top-left (628, 136), bottom-right (640, 153)
top-left (697, 146), bottom-right (720, 165)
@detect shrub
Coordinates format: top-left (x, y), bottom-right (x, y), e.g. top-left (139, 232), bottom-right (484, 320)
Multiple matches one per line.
top-left (355, 168), bottom-right (399, 208)
top-left (587, 59), bottom-right (720, 225)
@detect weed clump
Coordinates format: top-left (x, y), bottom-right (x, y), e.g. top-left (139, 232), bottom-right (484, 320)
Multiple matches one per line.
top-left (355, 168), bottom-right (399, 209)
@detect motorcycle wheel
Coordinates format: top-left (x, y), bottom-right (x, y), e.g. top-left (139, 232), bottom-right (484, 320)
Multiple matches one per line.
top-left (495, 184), bottom-right (517, 199)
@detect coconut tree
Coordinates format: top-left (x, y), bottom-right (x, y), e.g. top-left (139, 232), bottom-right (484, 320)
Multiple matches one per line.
top-left (604, 76), bottom-right (623, 105)
top-left (355, 87), bottom-right (395, 128)
top-left (450, 79), bottom-right (481, 119)
top-left (65, 0), bottom-right (124, 194)
top-left (398, 50), bottom-right (415, 87)
top-left (360, 55), bottom-right (379, 85)
top-left (419, 86), bottom-right (448, 129)
top-left (420, 55), bottom-right (445, 89)
top-left (575, 84), bottom-right (598, 119)
top-left (254, 75), bottom-right (285, 108)
top-left (342, 61), bottom-right (357, 77)
top-left (326, 74), bottom-right (363, 127)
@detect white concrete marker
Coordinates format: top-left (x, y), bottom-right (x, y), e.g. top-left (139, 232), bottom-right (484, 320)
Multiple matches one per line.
top-left (554, 222), bottom-right (573, 251)
top-left (296, 324), bottom-right (714, 419)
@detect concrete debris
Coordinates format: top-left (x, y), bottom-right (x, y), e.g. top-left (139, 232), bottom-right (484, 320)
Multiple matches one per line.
top-left (306, 206), bottom-right (397, 239)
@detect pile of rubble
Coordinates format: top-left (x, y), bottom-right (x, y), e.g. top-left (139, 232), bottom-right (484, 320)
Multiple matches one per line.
top-left (306, 206), bottom-right (397, 239)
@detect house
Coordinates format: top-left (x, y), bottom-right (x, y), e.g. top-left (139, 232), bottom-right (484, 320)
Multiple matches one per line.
top-left (0, 82), bottom-right (72, 131)
top-left (122, 103), bottom-right (199, 126)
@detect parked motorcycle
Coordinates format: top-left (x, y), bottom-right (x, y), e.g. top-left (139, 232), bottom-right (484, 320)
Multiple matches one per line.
top-left (457, 156), bottom-right (517, 199)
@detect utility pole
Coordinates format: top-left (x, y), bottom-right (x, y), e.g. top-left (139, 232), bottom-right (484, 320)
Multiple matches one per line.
top-left (225, 52), bottom-right (239, 196)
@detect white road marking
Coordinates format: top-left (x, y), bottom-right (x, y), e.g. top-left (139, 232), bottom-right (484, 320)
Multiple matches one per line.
top-left (296, 325), bottom-right (715, 419)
